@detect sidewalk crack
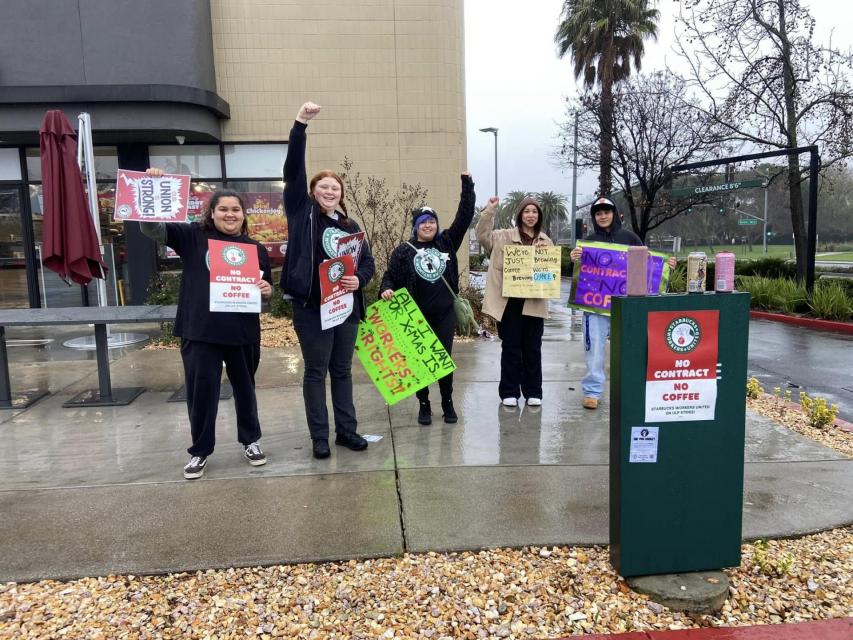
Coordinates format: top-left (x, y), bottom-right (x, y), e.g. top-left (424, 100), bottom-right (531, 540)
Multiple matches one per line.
top-left (387, 403), bottom-right (408, 553)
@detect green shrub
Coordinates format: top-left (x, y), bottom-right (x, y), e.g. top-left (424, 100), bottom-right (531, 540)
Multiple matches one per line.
top-left (361, 278), bottom-right (381, 307)
top-left (269, 283), bottom-right (293, 318)
top-left (799, 392), bottom-right (839, 429)
top-left (145, 271), bottom-right (181, 344)
top-left (469, 253), bottom-right (486, 270)
top-left (737, 276), bottom-right (808, 314)
top-left (746, 377), bottom-right (764, 399)
top-left (736, 256), bottom-right (797, 279)
top-left (809, 280), bottom-right (853, 321)
top-left (561, 246), bottom-right (573, 278)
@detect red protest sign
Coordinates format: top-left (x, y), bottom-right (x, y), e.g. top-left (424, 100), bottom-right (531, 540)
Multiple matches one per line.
top-left (319, 254), bottom-right (355, 330)
top-left (114, 169), bottom-right (191, 222)
top-left (208, 238), bottom-right (261, 313)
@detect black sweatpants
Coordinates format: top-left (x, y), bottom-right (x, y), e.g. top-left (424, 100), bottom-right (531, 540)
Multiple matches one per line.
top-left (415, 311), bottom-right (456, 403)
top-left (180, 339), bottom-right (262, 457)
top-left (497, 297), bottom-right (544, 401)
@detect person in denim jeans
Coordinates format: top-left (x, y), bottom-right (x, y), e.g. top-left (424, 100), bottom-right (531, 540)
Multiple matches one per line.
top-left (571, 197), bottom-right (675, 409)
top-left (280, 102), bottom-right (376, 459)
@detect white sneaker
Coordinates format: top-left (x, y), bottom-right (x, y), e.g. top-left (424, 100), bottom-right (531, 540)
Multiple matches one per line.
top-left (527, 397), bottom-right (542, 406)
top-left (501, 397), bottom-right (518, 407)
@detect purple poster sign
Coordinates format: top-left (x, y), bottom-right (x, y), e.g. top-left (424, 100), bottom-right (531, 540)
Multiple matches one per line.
top-left (569, 242), bottom-right (670, 316)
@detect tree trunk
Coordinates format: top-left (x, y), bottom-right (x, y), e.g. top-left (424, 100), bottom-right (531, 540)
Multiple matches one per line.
top-left (778, 0), bottom-right (808, 281)
top-left (598, 31), bottom-right (615, 196)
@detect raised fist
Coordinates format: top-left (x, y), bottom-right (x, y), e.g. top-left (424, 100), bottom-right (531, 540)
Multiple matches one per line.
top-left (297, 102), bottom-right (321, 123)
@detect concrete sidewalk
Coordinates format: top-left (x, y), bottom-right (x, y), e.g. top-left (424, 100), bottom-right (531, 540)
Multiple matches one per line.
top-left (569, 617), bottom-right (852, 639)
top-left (0, 303), bottom-right (851, 583)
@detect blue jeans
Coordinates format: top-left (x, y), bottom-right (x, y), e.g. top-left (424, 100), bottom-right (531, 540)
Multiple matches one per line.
top-left (292, 305), bottom-right (359, 441)
top-left (582, 312), bottom-right (610, 399)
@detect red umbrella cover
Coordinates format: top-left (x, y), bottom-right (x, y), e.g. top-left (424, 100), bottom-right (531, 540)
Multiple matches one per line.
top-left (39, 110), bottom-right (107, 285)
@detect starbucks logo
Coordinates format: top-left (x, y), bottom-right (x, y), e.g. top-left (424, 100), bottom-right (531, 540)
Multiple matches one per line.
top-left (413, 247), bottom-right (447, 282)
top-left (116, 204), bottom-right (132, 219)
top-left (665, 317), bottom-right (701, 353)
top-left (322, 227), bottom-right (347, 258)
top-left (327, 260), bottom-right (345, 282)
top-left (222, 245), bottom-right (247, 266)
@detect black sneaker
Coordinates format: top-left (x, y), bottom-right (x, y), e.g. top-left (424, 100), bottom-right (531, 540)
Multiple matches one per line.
top-left (313, 439), bottom-right (330, 459)
top-left (441, 399), bottom-right (458, 424)
top-left (335, 431), bottom-right (368, 451)
top-left (243, 442), bottom-right (267, 466)
top-left (183, 455), bottom-right (207, 479)
top-left (418, 400), bottom-right (432, 425)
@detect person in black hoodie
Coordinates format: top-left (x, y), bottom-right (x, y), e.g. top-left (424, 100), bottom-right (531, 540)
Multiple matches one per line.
top-left (281, 102), bottom-right (376, 460)
top-left (570, 196), bottom-right (675, 410)
top-left (378, 173), bottom-right (476, 425)
top-left (139, 169), bottom-right (273, 479)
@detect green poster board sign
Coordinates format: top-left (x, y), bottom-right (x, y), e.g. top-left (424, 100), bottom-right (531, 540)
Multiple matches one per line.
top-left (355, 289), bottom-right (456, 405)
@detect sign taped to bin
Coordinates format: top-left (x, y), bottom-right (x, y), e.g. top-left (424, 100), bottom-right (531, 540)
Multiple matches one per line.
top-left (645, 310), bottom-right (719, 422)
top-left (355, 289), bottom-right (456, 405)
top-left (501, 245), bottom-right (562, 298)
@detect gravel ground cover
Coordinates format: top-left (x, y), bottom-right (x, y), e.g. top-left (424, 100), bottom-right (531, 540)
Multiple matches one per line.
top-left (2, 528), bottom-right (850, 639)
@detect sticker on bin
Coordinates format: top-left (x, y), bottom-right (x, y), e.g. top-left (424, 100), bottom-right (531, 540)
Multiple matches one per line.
top-left (629, 426), bottom-right (659, 463)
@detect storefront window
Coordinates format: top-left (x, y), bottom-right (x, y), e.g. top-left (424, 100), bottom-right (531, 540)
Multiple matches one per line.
top-left (224, 144), bottom-right (286, 179)
top-left (26, 146), bottom-right (118, 182)
top-left (0, 149), bottom-right (21, 180)
top-left (227, 180), bottom-right (287, 264)
top-left (149, 145), bottom-right (221, 179)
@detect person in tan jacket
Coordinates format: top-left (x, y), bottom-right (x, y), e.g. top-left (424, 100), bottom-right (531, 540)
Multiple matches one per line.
top-left (476, 196), bottom-right (553, 407)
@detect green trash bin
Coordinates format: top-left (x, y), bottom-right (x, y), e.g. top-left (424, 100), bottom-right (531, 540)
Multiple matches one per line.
top-left (609, 292), bottom-right (751, 577)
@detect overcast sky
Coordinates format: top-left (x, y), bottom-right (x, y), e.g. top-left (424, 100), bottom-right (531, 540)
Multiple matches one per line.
top-left (463, 0), bottom-right (849, 207)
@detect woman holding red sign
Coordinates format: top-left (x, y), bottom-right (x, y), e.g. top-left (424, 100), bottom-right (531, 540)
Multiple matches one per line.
top-left (139, 169), bottom-right (273, 479)
top-left (281, 102), bottom-right (376, 460)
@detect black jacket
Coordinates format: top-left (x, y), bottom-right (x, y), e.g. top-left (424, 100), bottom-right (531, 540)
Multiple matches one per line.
top-left (584, 210), bottom-right (643, 246)
top-left (379, 174), bottom-right (475, 304)
top-left (280, 120), bottom-right (375, 316)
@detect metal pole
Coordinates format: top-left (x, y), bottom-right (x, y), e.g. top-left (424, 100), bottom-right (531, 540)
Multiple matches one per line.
top-left (763, 182), bottom-right (768, 255)
top-left (493, 130), bottom-right (498, 199)
top-left (806, 149), bottom-right (819, 292)
top-left (570, 112), bottom-right (578, 247)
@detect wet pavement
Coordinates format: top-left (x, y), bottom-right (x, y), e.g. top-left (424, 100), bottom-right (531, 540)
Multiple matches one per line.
top-left (0, 290), bottom-right (851, 582)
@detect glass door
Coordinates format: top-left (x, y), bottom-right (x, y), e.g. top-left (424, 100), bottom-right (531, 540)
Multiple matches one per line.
top-left (0, 186), bottom-right (32, 308)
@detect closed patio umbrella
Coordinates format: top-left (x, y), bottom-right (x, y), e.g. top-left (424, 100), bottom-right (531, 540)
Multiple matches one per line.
top-left (39, 110), bottom-right (106, 286)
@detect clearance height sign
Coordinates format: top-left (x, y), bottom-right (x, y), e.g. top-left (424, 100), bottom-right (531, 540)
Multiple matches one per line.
top-left (645, 310), bottom-right (719, 422)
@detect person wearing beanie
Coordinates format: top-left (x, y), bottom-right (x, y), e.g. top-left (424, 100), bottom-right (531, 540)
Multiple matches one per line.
top-left (570, 196), bottom-right (675, 410)
top-left (379, 173), bottom-right (476, 425)
top-left (476, 195), bottom-right (554, 407)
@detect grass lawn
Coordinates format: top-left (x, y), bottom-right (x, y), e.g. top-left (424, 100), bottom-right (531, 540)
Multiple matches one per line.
top-left (816, 251), bottom-right (853, 262)
top-left (672, 244), bottom-right (795, 260)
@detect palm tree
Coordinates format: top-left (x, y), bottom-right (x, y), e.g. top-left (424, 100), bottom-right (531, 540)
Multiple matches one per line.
top-left (534, 191), bottom-right (569, 240)
top-left (496, 191), bottom-right (532, 229)
top-left (555, 0), bottom-right (659, 196)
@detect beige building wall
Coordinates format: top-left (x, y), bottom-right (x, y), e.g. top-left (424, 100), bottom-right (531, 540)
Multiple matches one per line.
top-left (211, 0), bottom-right (468, 245)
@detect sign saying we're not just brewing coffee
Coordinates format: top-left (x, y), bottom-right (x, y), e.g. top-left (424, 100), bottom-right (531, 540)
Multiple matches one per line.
top-left (645, 310), bottom-right (719, 422)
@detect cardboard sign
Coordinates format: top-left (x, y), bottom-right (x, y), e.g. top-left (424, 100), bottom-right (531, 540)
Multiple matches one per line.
top-left (569, 241), bottom-right (670, 316)
top-left (336, 231), bottom-right (365, 266)
top-left (645, 310), bottom-right (719, 422)
top-left (114, 169), bottom-right (191, 222)
top-left (319, 255), bottom-right (355, 330)
top-left (501, 245), bottom-right (561, 298)
top-left (208, 239), bottom-right (261, 313)
top-left (355, 290), bottom-right (456, 405)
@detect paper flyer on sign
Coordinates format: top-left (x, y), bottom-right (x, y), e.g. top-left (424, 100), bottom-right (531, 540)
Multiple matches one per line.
top-left (319, 254), bottom-right (355, 330)
top-left (114, 169), bottom-right (191, 222)
top-left (629, 426), bottom-right (659, 463)
top-left (645, 310), bottom-right (720, 422)
top-left (208, 239), bottom-right (261, 313)
top-left (501, 245), bottom-right (562, 298)
top-left (336, 231), bottom-right (365, 267)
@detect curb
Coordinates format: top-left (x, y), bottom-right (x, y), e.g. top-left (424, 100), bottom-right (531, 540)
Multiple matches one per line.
top-left (758, 393), bottom-right (853, 433)
top-left (558, 617), bottom-right (853, 639)
top-left (750, 310), bottom-right (853, 334)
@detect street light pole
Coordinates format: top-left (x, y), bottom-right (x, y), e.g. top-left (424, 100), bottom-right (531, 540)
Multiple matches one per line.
top-left (570, 112), bottom-right (578, 247)
top-left (479, 127), bottom-right (498, 198)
